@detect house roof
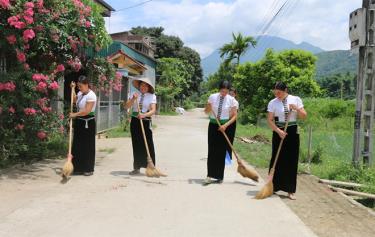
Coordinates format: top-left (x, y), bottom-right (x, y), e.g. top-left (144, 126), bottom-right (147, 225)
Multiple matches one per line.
top-left (95, 0), bottom-right (115, 11)
top-left (108, 50), bottom-right (147, 70)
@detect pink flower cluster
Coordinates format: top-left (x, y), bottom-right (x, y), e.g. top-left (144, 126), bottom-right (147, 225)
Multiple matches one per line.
top-left (16, 124), bottom-right (25, 130)
top-left (113, 72), bottom-right (123, 92)
top-left (0, 0), bottom-right (10, 9)
top-left (37, 131), bottom-right (47, 140)
top-left (23, 29), bottom-right (35, 42)
top-left (8, 16), bottom-right (26, 29)
top-left (68, 57), bottom-right (82, 72)
top-left (0, 82), bottom-right (16, 92)
top-left (32, 74), bottom-right (49, 82)
top-left (24, 108), bottom-right (37, 116)
top-left (16, 50), bottom-right (26, 63)
top-left (6, 35), bottom-right (17, 45)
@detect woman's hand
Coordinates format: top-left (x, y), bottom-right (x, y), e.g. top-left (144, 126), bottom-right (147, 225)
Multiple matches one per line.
top-left (132, 93), bottom-right (139, 100)
top-left (138, 113), bottom-right (146, 119)
top-left (70, 82), bottom-right (76, 88)
top-left (289, 104), bottom-right (298, 111)
top-left (69, 112), bottom-right (77, 119)
top-left (277, 128), bottom-right (288, 139)
top-left (218, 124), bottom-right (228, 132)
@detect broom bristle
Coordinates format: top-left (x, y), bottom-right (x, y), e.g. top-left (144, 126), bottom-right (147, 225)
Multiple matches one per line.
top-left (255, 181), bottom-right (274, 199)
top-left (62, 154), bottom-right (74, 178)
top-left (237, 164), bottom-right (259, 182)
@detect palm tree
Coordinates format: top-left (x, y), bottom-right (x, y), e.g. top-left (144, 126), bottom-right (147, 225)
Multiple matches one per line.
top-left (220, 33), bottom-right (257, 65)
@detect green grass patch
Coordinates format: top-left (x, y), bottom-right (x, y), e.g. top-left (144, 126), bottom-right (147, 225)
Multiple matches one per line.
top-left (158, 111), bottom-right (179, 116)
top-left (98, 147), bottom-right (116, 154)
top-left (105, 126), bottom-right (130, 138)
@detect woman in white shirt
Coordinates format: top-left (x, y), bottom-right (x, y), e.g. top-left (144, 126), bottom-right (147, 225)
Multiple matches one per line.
top-left (70, 76), bottom-right (97, 176)
top-left (267, 82), bottom-right (307, 200)
top-left (125, 78), bottom-right (157, 175)
top-left (204, 81), bottom-right (238, 184)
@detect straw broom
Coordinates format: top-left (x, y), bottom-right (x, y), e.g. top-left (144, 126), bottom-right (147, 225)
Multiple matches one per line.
top-left (62, 82), bottom-right (76, 179)
top-left (255, 111), bottom-right (291, 200)
top-left (211, 110), bottom-right (259, 182)
top-left (136, 103), bottom-right (166, 178)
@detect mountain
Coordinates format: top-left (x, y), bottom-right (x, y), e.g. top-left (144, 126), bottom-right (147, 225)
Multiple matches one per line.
top-left (201, 35), bottom-right (325, 77)
top-left (315, 50), bottom-right (358, 79)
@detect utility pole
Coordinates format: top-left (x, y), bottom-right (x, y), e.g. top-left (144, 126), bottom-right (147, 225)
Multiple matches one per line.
top-left (350, 0), bottom-right (375, 167)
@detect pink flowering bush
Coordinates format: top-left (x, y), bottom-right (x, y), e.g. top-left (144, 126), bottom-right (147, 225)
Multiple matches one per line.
top-left (0, 0), bottom-right (120, 165)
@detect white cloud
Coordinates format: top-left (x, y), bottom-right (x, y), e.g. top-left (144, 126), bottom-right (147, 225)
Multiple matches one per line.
top-left (106, 0), bottom-right (362, 58)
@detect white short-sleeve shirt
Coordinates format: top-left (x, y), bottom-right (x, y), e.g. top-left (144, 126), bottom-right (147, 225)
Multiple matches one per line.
top-left (267, 95), bottom-right (303, 122)
top-left (208, 93), bottom-right (238, 120)
top-left (129, 92), bottom-right (157, 113)
top-left (77, 90), bottom-right (97, 113)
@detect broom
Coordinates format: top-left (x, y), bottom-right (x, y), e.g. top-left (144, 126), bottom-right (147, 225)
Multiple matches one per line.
top-left (62, 82), bottom-right (75, 179)
top-left (255, 111), bottom-right (291, 200)
top-left (211, 110), bottom-right (259, 182)
top-left (136, 103), bottom-right (166, 178)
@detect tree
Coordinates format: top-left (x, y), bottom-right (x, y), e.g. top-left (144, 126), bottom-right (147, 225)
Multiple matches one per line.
top-left (220, 32), bottom-right (257, 65)
top-left (233, 49), bottom-right (321, 123)
top-left (156, 58), bottom-right (193, 111)
top-left (319, 72), bottom-right (356, 99)
top-left (131, 26), bottom-right (203, 97)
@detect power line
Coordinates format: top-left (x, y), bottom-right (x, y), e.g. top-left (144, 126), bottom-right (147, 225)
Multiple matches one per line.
top-left (114, 0), bottom-right (156, 13)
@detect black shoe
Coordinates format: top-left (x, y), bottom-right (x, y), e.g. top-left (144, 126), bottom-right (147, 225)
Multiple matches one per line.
top-left (83, 172), bottom-right (94, 176)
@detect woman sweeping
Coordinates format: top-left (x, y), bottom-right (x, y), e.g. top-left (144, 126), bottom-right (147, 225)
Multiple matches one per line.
top-left (125, 78), bottom-right (157, 175)
top-left (204, 81), bottom-right (238, 184)
top-left (267, 82), bottom-right (307, 200)
top-left (70, 75), bottom-right (97, 176)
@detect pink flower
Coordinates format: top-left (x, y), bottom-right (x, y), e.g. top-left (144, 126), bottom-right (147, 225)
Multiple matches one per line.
top-left (36, 97), bottom-right (47, 107)
top-left (8, 106), bottom-right (15, 114)
top-left (34, 25), bottom-right (45, 32)
top-left (0, 0), bottom-right (10, 9)
top-left (59, 126), bottom-right (64, 134)
top-left (37, 131), bottom-right (47, 140)
top-left (56, 64), bottom-right (65, 72)
top-left (23, 15), bottom-right (34, 24)
top-left (85, 21), bottom-right (91, 28)
top-left (24, 44), bottom-right (30, 50)
top-left (0, 82), bottom-right (16, 92)
top-left (24, 8), bottom-right (34, 17)
top-left (16, 50), bottom-right (26, 63)
top-left (23, 29), bottom-right (35, 42)
top-left (36, 0), bottom-right (43, 9)
top-left (24, 63), bottom-right (30, 71)
top-left (36, 81), bottom-right (47, 92)
top-left (32, 74), bottom-right (48, 82)
top-left (59, 114), bottom-right (64, 120)
top-left (24, 108), bottom-right (37, 116)
top-left (49, 81), bottom-right (59, 90)
top-left (41, 107), bottom-right (52, 113)
top-left (8, 16), bottom-right (26, 29)
top-left (6, 35), bottom-right (17, 45)
top-left (24, 2), bottom-right (34, 9)
top-left (16, 124), bottom-right (25, 130)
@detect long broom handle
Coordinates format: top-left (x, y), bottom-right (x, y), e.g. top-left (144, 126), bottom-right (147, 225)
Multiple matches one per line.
top-left (210, 109), bottom-right (241, 164)
top-left (269, 110), bottom-right (292, 176)
top-left (68, 83), bottom-right (75, 155)
top-left (136, 102), bottom-right (155, 168)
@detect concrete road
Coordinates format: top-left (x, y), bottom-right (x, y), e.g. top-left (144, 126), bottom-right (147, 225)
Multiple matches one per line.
top-left (0, 109), bottom-right (317, 237)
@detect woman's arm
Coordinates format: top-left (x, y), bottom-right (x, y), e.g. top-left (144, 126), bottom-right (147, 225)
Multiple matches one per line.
top-left (289, 104), bottom-right (307, 120)
top-left (138, 104), bottom-right (156, 119)
top-left (267, 112), bottom-right (287, 139)
top-left (218, 107), bottom-right (237, 132)
top-left (70, 102), bottom-right (95, 118)
top-left (204, 102), bottom-right (212, 114)
top-left (125, 93), bottom-right (138, 109)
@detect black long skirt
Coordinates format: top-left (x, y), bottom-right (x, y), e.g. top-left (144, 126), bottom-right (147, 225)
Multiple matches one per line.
top-left (72, 116), bottom-right (96, 173)
top-left (207, 122), bottom-right (236, 180)
top-left (130, 117), bottom-right (156, 170)
top-left (269, 125), bottom-right (300, 193)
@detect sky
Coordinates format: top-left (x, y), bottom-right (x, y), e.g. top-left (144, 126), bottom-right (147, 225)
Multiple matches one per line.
top-left (104, 0), bottom-right (362, 58)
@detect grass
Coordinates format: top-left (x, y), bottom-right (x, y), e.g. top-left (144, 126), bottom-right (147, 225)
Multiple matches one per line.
top-left (106, 126), bottom-right (131, 138)
top-left (98, 148), bottom-right (116, 154)
top-left (158, 111), bottom-right (179, 116)
top-left (234, 122), bottom-right (375, 195)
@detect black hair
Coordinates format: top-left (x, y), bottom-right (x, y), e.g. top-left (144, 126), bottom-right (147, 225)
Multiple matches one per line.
top-left (78, 75), bottom-right (89, 85)
top-left (274, 81), bottom-right (287, 91)
top-left (219, 80), bottom-right (231, 90)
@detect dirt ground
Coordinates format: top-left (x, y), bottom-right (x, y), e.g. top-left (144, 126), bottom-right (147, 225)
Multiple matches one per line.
top-left (258, 169), bottom-right (375, 237)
